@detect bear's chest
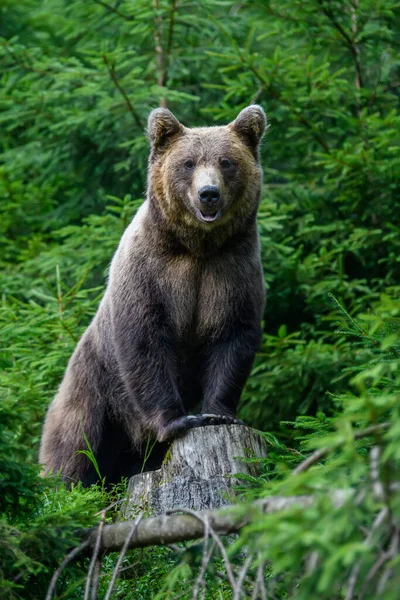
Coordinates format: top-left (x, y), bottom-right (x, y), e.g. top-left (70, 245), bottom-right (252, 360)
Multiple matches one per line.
top-left (160, 255), bottom-right (242, 338)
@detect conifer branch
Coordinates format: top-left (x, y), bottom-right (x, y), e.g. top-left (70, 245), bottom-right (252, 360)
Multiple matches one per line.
top-left (94, 0), bottom-right (134, 22)
top-left (102, 54), bottom-right (143, 129)
top-left (293, 422), bottom-right (390, 474)
top-left (317, 0), bottom-right (363, 89)
top-left (240, 58), bottom-right (331, 153)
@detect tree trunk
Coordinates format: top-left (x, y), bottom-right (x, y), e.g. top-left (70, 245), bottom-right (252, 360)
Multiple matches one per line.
top-left (123, 424), bottom-right (267, 518)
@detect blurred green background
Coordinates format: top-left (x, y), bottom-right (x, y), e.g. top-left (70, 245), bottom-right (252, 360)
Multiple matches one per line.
top-left (1, 1), bottom-right (399, 598)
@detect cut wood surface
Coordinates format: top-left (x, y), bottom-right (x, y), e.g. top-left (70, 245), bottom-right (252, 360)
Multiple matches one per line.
top-left (124, 424), bottom-right (267, 517)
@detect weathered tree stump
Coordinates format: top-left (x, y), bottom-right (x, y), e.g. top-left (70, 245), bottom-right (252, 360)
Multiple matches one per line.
top-left (123, 424), bottom-right (267, 518)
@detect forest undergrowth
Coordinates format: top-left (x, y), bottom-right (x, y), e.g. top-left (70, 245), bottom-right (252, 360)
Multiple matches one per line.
top-left (1, 0), bottom-right (399, 597)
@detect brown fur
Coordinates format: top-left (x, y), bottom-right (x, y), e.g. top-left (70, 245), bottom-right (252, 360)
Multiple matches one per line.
top-left (39, 106), bottom-right (267, 486)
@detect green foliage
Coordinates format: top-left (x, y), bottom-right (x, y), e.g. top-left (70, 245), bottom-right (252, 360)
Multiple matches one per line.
top-left (240, 295), bottom-right (400, 599)
top-left (1, 0), bottom-right (399, 598)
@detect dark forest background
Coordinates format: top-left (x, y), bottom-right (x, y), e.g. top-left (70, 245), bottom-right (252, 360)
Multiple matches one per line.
top-left (1, 1), bottom-right (400, 598)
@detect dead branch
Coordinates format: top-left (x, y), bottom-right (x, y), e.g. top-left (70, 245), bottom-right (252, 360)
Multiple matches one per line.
top-left (345, 507), bottom-right (389, 600)
top-left (85, 491), bottom-right (348, 555)
top-left (252, 557), bottom-right (267, 600)
top-left (168, 507), bottom-right (237, 590)
top-left (234, 554), bottom-right (253, 600)
top-left (357, 524), bottom-right (400, 599)
top-left (375, 525), bottom-right (400, 595)
top-left (191, 515), bottom-right (212, 600)
top-left (104, 512), bottom-right (144, 600)
top-left (45, 540), bottom-right (90, 600)
top-left (91, 558), bottom-right (101, 600)
top-left (84, 509), bottom-right (106, 600)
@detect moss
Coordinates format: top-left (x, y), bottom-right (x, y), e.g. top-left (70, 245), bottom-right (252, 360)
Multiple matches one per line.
top-left (162, 446), bottom-right (172, 466)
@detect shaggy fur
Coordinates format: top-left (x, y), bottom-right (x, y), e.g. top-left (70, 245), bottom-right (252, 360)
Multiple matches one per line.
top-left (39, 105), bottom-right (267, 486)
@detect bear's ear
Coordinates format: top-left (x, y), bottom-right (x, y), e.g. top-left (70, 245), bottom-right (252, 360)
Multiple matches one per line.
top-left (147, 108), bottom-right (184, 151)
top-left (229, 105), bottom-right (267, 154)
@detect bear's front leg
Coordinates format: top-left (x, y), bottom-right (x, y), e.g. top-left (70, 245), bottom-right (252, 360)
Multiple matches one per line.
top-left (200, 324), bottom-right (261, 419)
top-left (111, 292), bottom-right (199, 443)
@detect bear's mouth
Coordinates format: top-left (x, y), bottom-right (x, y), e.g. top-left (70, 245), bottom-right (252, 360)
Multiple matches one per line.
top-left (196, 208), bottom-right (221, 223)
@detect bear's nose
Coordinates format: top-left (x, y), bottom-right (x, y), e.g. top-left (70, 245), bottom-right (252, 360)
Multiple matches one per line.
top-left (198, 185), bottom-right (220, 205)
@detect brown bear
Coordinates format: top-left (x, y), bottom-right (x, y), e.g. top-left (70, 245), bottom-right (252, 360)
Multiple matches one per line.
top-left (39, 105), bottom-right (267, 486)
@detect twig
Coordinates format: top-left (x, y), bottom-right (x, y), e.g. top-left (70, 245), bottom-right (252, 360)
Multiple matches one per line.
top-left (91, 558), bottom-right (102, 600)
top-left (84, 510), bottom-right (106, 600)
top-left (45, 540), bottom-right (90, 600)
top-left (167, 507), bottom-right (237, 590)
top-left (293, 423), bottom-right (390, 474)
top-left (252, 557), bottom-right (267, 600)
top-left (197, 541), bottom-right (216, 600)
top-left (104, 512), bottom-right (144, 600)
top-left (251, 86), bottom-right (264, 104)
top-left (200, 544), bottom-right (216, 600)
top-left (356, 524), bottom-right (400, 599)
top-left (94, 0), bottom-right (133, 21)
top-left (233, 554), bottom-right (253, 600)
top-left (214, 570), bottom-right (252, 598)
top-left (345, 507), bottom-right (389, 600)
top-left (296, 113), bottom-right (331, 153)
top-left (209, 527), bottom-right (237, 590)
top-left (375, 525), bottom-right (400, 595)
top-left (103, 54), bottom-right (143, 129)
top-left (191, 515), bottom-right (213, 600)
top-left (94, 498), bottom-right (124, 517)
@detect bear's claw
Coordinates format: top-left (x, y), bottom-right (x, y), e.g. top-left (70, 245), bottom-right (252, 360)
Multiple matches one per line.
top-left (158, 414), bottom-right (244, 442)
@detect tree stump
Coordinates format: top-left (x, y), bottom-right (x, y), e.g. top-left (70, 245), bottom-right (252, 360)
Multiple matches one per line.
top-left (123, 424), bottom-right (267, 518)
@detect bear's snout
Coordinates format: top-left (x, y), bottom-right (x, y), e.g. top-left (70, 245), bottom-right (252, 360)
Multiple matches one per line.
top-left (196, 185), bottom-right (222, 223)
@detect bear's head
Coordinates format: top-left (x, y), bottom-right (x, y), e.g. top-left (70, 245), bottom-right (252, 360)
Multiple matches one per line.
top-left (147, 105), bottom-right (266, 244)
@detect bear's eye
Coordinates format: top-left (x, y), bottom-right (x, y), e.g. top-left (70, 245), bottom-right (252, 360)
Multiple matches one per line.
top-left (184, 159), bottom-right (195, 170)
top-left (220, 158), bottom-right (232, 169)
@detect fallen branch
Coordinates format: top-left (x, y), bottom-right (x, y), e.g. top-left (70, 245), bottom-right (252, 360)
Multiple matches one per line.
top-left (85, 491), bottom-right (349, 554)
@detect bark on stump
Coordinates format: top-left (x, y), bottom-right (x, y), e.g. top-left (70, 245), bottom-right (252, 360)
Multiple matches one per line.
top-left (123, 424), bottom-right (267, 518)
